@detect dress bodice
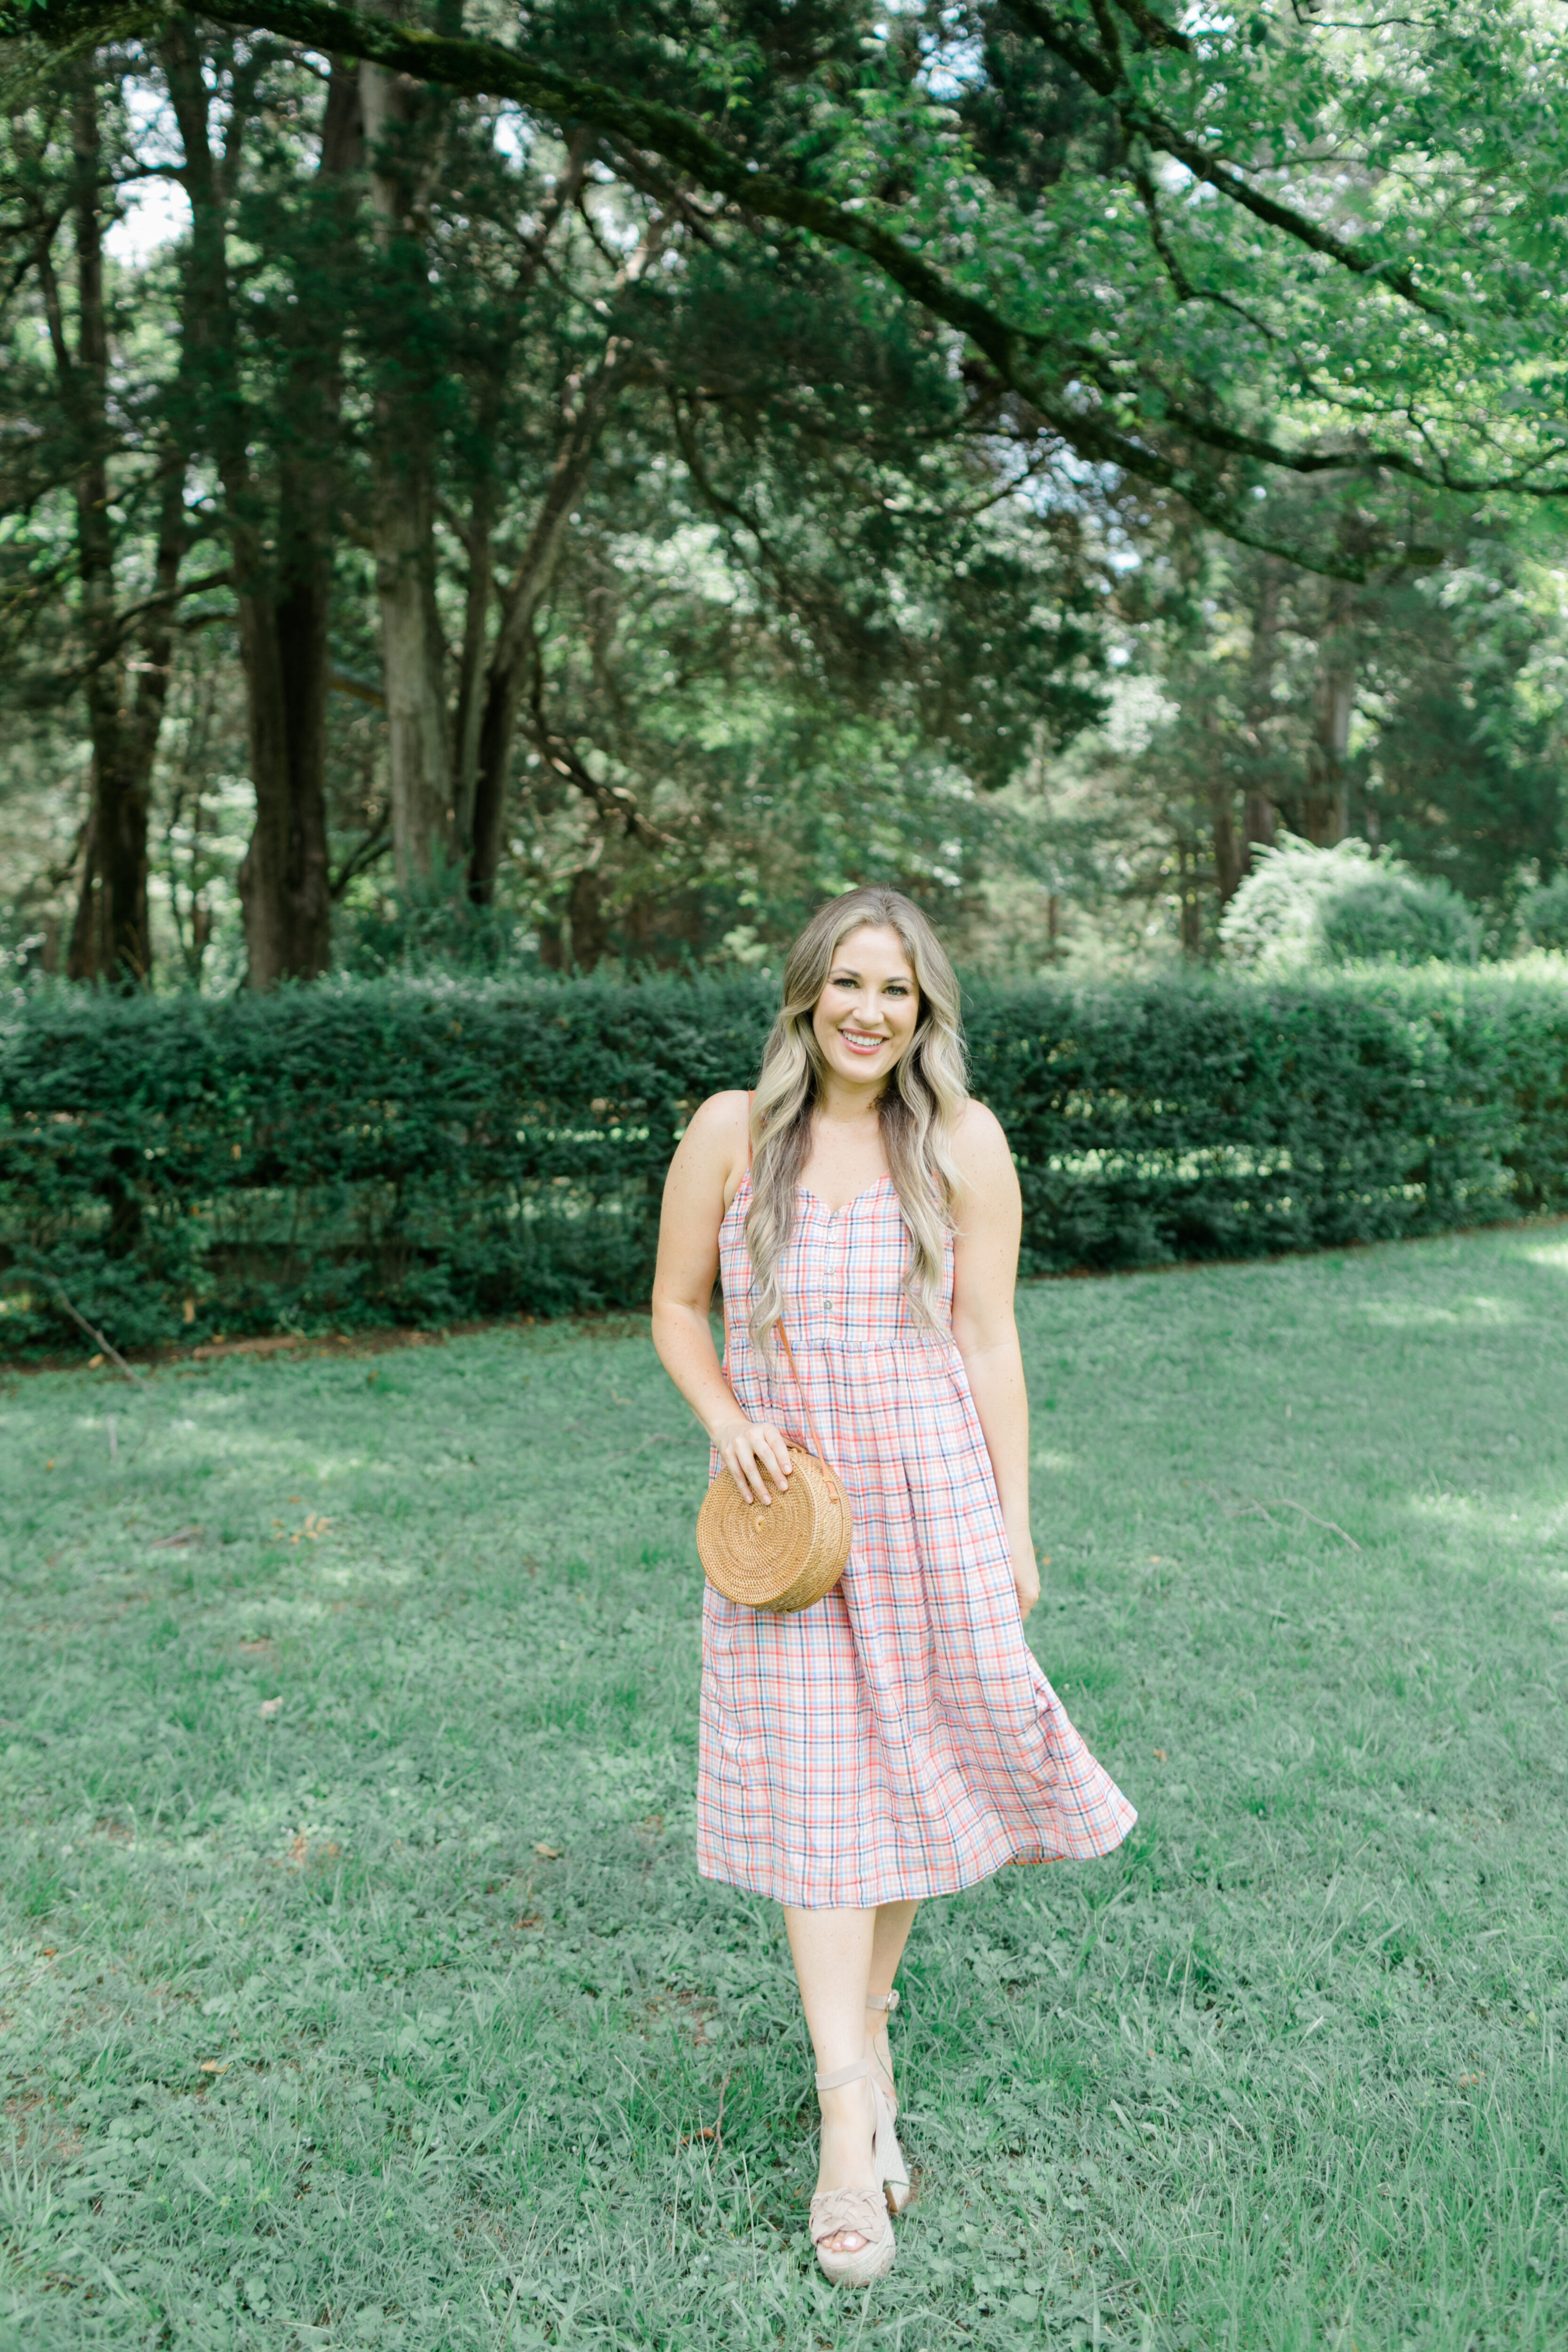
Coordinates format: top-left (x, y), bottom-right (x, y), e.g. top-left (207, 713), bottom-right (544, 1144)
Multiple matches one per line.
top-left (717, 1172), bottom-right (955, 1357)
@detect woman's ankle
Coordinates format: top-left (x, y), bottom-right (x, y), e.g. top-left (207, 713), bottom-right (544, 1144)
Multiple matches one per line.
top-left (818, 2077), bottom-right (876, 2163)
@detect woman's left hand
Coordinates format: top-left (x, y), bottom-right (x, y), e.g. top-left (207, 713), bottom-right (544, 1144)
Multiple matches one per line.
top-left (1011, 1539), bottom-right (1041, 1618)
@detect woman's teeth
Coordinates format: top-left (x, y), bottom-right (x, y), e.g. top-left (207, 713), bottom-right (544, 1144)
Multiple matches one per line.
top-left (842, 1029), bottom-right (885, 1051)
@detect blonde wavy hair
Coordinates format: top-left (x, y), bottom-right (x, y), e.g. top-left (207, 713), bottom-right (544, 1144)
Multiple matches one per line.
top-left (744, 888), bottom-right (969, 1356)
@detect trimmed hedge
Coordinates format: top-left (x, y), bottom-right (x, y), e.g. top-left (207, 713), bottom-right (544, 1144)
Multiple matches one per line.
top-left (3, 964), bottom-right (1567, 1356)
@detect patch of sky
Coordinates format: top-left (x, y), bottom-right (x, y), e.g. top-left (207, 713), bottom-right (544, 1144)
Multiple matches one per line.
top-left (607, 522), bottom-right (740, 603)
top-left (104, 78), bottom-right (193, 265)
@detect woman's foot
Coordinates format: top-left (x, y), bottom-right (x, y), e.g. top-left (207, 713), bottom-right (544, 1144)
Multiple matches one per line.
top-left (811, 2061), bottom-right (895, 2283)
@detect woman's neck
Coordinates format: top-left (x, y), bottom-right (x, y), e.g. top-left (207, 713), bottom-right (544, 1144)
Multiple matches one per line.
top-left (814, 1074), bottom-right (884, 1128)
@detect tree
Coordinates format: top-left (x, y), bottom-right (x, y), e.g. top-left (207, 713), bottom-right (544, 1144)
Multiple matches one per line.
top-left (6, 0), bottom-right (1568, 981)
top-left (159, 19), bottom-right (368, 985)
top-left (0, 69), bottom-right (199, 981)
top-left (12, 0), bottom-right (1564, 578)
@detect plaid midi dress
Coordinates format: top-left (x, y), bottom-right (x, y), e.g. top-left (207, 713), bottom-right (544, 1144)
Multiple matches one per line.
top-left (697, 1172), bottom-right (1137, 1909)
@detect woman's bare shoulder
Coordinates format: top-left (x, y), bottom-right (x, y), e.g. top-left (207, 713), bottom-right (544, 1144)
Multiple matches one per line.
top-left (685, 1089), bottom-right (751, 1145)
top-left (677, 1089), bottom-right (751, 1185)
top-left (951, 1097), bottom-right (1013, 1178)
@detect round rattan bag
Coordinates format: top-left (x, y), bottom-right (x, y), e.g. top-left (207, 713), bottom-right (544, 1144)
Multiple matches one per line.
top-left (698, 1441), bottom-right (852, 1613)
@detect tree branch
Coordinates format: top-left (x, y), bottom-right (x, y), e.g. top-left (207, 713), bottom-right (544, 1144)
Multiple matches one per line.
top-left (1110, 0), bottom-right (1192, 53)
top-left (525, 659), bottom-right (674, 850)
top-left (328, 805), bottom-right (392, 895)
top-left (1003, 0), bottom-right (1449, 318)
top-left (8, 0), bottom-right (1554, 572)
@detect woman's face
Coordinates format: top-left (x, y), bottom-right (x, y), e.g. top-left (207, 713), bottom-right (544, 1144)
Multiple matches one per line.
top-left (811, 924), bottom-right (920, 1092)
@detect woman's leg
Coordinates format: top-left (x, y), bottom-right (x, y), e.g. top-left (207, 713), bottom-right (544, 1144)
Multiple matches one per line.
top-left (783, 1906), bottom-right (879, 2254)
top-left (866, 1899), bottom-right (918, 2103)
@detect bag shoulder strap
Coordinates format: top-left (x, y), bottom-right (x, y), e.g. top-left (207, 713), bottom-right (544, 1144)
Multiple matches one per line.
top-left (747, 1090), bottom-right (834, 1473)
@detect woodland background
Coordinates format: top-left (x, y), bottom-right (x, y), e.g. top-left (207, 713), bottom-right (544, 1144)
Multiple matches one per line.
top-left (2, 20), bottom-right (1567, 2344)
top-left (4, 0), bottom-right (1568, 993)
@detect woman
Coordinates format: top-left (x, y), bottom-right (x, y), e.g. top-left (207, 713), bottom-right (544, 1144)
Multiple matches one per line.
top-left (651, 888), bottom-right (1134, 2287)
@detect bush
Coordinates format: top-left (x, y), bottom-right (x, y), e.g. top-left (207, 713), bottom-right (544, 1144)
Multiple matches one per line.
top-left (1517, 873), bottom-right (1568, 954)
top-left (335, 863), bottom-right (542, 978)
top-left (1317, 869), bottom-right (1480, 966)
top-left (1221, 835), bottom-right (1480, 969)
top-left (3, 965), bottom-right (1568, 1356)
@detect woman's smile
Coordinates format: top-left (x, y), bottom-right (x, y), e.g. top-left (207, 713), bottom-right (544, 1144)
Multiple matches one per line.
top-left (812, 926), bottom-right (921, 1079)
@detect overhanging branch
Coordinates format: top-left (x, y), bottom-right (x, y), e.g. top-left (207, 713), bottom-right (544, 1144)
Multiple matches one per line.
top-left (8, 0), bottom-right (1562, 571)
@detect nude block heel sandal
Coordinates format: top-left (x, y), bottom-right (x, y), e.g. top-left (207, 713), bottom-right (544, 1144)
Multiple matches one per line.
top-left (810, 2059), bottom-right (896, 2287)
top-left (865, 1991), bottom-right (912, 2212)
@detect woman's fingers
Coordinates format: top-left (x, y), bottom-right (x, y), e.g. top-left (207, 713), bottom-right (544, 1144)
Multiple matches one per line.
top-left (722, 1438), bottom-right (760, 1504)
top-left (717, 1420), bottom-right (793, 1504)
top-left (755, 1422), bottom-right (794, 1492)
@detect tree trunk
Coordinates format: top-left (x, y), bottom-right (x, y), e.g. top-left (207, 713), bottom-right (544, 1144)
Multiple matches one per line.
top-left (1242, 560), bottom-right (1281, 865)
top-left (1179, 851), bottom-right (1203, 958)
top-left (1211, 786), bottom-right (1243, 906)
top-left (536, 847), bottom-right (608, 972)
top-left (467, 345), bottom-right (631, 903)
top-left (450, 134), bottom-right (587, 855)
top-left (125, 460), bottom-right (186, 807)
top-left (50, 81), bottom-right (154, 984)
top-left (566, 860), bottom-right (610, 970)
top-left (164, 22), bottom-right (347, 987)
top-left (1303, 580), bottom-right (1355, 845)
top-left (1242, 787), bottom-right (1278, 861)
top-left (361, 56), bottom-right (452, 884)
top-left (451, 490), bottom-right (496, 853)
top-left (65, 805), bottom-right (99, 983)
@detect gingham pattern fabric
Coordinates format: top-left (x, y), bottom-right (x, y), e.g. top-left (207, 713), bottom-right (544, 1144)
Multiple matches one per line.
top-left (697, 1173), bottom-right (1137, 1909)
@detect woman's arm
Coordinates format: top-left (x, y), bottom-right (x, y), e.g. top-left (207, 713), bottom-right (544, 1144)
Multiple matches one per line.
top-left (949, 1102), bottom-right (1038, 1616)
top-left (650, 1090), bottom-right (796, 1508)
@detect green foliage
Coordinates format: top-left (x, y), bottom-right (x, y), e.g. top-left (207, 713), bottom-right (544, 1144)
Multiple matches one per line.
top-left (6, 962), bottom-right (1568, 1353)
top-left (334, 867), bottom-right (541, 979)
top-left (1, 1231), bottom-right (1565, 2344)
top-left (1317, 869), bottom-right (1481, 968)
top-left (968, 962), bottom-right (1568, 1273)
top-left (1518, 873), bottom-right (1568, 953)
top-left (1220, 836), bottom-right (1480, 970)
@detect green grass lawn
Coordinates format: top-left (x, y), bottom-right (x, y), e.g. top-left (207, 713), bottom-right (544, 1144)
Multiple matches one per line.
top-left (2, 1227), bottom-right (1565, 2352)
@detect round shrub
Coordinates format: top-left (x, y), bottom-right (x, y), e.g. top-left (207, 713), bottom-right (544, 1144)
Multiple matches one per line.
top-left (1220, 834), bottom-right (1480, 969)
top-left (1318, 868), bottom-right (1480, 966)
top-left (1218, 836), bottom-right (1374, 970)
top-left (1518, 873), bottom-right (1568, 954)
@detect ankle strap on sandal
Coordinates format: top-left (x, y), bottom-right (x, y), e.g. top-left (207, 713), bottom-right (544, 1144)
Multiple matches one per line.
top-left (814, 2058), bottom-right (870, 2093)
top-left (865, 1990), bottom-right (899, 2013)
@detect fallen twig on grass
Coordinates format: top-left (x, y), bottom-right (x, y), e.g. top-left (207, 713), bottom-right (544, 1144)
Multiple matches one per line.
top-left (0, 1267), bottom-right (150, 1394)
top-left (1269, 1500), bottom-right (1363, 1553)
top-left (1199, 1482), bottom-right (1362, 1553)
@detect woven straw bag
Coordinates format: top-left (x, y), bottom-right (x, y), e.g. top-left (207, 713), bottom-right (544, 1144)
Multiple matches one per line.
top-left (698, 1323), bottom-right (853, 1614)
